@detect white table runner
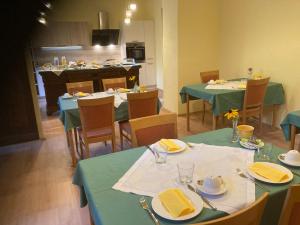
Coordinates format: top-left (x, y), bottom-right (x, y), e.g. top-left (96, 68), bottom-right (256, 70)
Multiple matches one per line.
top-left (113, 144), bottom-right (255, 214)
top-left (81, 92), bottom-right (127, 108)
top-left (205, 81), bottom-right (246, 90)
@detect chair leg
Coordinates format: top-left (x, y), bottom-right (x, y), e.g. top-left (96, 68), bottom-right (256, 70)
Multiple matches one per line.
top-left (112, 136), bottom-right (116, 152)
top-left (85, 143), bottom-right (90, 158)
top-left (202, 101), bottom-right (206, 124)
top-left (104, 141), bottom-right (107, 146)
top-left (119, 125), bottom-right (124, 150)
top-left (74, 128), bottom-right (78, 152)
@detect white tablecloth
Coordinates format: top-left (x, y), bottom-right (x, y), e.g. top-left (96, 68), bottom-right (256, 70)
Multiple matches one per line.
top-left (205, 81), bottom-right (246, 90)
top-left (113, 144), bottom-right (255, 214)
top-left (81, 92), bottom-right (127, 108)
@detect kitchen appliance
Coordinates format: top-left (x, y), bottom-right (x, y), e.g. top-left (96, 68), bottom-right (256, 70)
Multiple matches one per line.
top-left (122, 58), bottom-right (135, 65)
top-left (126, 42), bottom-right (145, 62)
top-left (92, 11), bottom-right (120, 46)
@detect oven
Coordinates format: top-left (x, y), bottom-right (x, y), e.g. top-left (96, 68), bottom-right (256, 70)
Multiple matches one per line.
top-left (126, 42), bottom-right (145, 62)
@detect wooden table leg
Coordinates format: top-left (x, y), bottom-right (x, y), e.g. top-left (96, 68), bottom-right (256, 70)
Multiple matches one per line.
top-left (186, 94), bottom-right (190, 131)
top-left (212, 115), bottom-right (217, 130)
top-left (290, 125), bottom-right (296, 150)
top-left (67, 129), bottom-right (77, 167)
top-left (272, 104), bottom-right (278, 129)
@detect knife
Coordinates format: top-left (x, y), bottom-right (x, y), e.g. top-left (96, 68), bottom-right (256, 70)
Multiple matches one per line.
top-left (187, 184), bottom-right (217, 211)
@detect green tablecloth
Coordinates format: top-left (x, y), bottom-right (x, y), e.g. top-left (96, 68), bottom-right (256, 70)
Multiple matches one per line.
top-left (280, 110), bottom-right (300, 140)
top-left (73, 128), bottom-right (300, 225)
top-left (179, 81), bottom-right (285, 116)
top-left (58, 96), bottom-right (161, 131)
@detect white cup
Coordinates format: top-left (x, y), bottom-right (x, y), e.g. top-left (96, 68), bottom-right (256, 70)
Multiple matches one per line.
top-left (203, 176), bottom-right (223, 192)
top-left (286, 150), bottom-right (300, 163)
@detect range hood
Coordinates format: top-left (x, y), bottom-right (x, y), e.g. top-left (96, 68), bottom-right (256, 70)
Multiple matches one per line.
top-left (92, 11), bottom-right (119, 46)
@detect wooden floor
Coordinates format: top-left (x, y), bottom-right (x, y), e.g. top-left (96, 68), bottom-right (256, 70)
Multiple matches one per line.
top-left (0, 98), bottom-right (291, 225)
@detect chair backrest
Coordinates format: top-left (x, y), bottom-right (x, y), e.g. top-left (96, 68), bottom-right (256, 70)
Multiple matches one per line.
top-left (278, 184), bottom-right (300, 225)
top-left (78, 96), bottom-right (114, 139)
top-left (200, 70), bottom-right (219, 83)
top-left (192, 192), bottom-right (269, 225)
top-left (129, 113), bottom-right (178, 147)
top-left (127, 90), bottom-right (159, 119)
top-left (243, 77), bottom-right (270, 110)
top-left (102, 77), bottom-right (127, 91)
top-left (66, 81), bottom-right (94, 94)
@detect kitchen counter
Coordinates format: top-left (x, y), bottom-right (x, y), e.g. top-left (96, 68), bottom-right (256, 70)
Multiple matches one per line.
top-left (39, 65), bottom-right (141, 115)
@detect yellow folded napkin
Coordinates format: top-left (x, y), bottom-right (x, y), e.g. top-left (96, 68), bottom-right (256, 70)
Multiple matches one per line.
top-left (249, 162), bottom-right (289, 182)
top-left (159, 188), bottom-right (195, 217)
top-left (118, 88), bottom-right (131, 93)
top-left (159, 139), bottom-right (181, 152)
top-left (76, 92), bottom-right (89, 97)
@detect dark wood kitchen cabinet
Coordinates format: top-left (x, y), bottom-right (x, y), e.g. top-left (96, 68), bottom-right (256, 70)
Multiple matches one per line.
top-left (39, 65), bottom-right (141, 115)
top-left (32, 21), bottom-right (89, 47)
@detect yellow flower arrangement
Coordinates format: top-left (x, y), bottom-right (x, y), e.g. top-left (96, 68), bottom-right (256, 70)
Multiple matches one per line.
top-left (224, 109), bottom-right (239, 120)
top-left (129, 75), bottom-right (136, 81)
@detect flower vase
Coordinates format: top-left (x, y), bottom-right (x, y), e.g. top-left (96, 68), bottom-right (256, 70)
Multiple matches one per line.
top-left (231, 118), bottom-right (239, 142)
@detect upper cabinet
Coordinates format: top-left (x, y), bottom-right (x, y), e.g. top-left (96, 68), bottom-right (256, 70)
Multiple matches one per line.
top-left (31, 22), bottom-right (89, 47)
top-left (122, 21), bottom-right (145, 43)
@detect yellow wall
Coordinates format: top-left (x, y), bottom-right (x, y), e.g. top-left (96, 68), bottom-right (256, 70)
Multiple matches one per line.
top-left (162, 0), bottom-right (179, 112)
top-left (178, 0), bottom-right (220, 113)
top-left (220, 0), bottom-right (300, 125)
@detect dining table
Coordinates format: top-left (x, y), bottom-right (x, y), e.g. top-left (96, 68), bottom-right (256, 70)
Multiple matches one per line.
top-left (73, 128), bottom-right (300, 225)
top-left (179, 80), bottom-right (285, 130)
top-left (280, 110), bottom-right (300, 149)
top-left (58, 91), bottom-right (161, 166)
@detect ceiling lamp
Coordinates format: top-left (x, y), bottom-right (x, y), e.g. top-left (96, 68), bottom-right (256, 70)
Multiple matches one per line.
top-left (44, 2), bottom-right (52, 9)
top-left (124, 17), bottom-right (131, 24)
top-left (129, 3), bottom-right (137, 11)
top-left (126, 10), bottom-right (132, 18)
top-left (37, 17), bottom-right (47, 25)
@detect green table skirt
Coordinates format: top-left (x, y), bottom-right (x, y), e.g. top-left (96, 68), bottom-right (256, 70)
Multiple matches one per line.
top-left (58, 96), bottom-right (161, 131)
top-left (73, 128), bottom-right (300, 225)
top-left (179, 81), bottom-right (285, 116)
top-left (280, 110), bottom-right (300, 140)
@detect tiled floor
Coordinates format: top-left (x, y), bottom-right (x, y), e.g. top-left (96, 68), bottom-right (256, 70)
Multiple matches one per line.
top-left (0, 98), bottom-right (291, 225)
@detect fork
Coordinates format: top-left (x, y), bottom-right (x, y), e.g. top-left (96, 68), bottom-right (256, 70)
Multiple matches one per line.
top-left (236, 168), bottom-right (270, 192)
top-left (139, 197), bottom-right (160, 225)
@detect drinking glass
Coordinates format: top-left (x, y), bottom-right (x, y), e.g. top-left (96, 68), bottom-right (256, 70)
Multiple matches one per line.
top-left (257, 143), bottom-right (273, 161)
top-left (177, 161), bottom-right (194, 184)
top-left (154, 150), bottom-right (167, 164)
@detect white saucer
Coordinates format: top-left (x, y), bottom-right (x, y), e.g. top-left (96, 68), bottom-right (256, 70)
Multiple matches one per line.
top-left (278, 154), bottom-right (300, 167)
top-left (151, 139), bottom-right (187, 154)
top-left (239, 140), bottom-right (264, 150)
top-left (197, 183), bottom-right (227, 196)
top-left (151, 188), bottom-right (203, 221)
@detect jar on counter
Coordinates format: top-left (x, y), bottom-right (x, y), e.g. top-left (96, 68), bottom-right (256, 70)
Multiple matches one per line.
top-left (53, 56), bottom-right (59, 66)
top-left (61, 56), bottom-right (67, 66)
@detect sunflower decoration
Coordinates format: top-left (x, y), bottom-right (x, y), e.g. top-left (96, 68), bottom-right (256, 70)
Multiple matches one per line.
top-left (224, 109), bottom-right (239, 120)
top-left (129, 75), bottom-right (136, 81)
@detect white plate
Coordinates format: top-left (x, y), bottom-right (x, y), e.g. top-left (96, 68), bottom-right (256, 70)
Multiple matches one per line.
top-left (239, 140), bottom-right (264, 150)
top-left (151, 139), bottom-right (187, 154)
top-left (197, 183), bottom-right (227, 196)
top-left (151, 189), bottom-right (203, 221)
top-left (246, 162), bottom-right (293, 184)
top-left (278, 154), bottom-right (300, 167)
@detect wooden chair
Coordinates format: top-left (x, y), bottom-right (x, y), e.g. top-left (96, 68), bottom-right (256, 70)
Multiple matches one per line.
top-left (278, 184), bottom-right (300, 225)
top-left (101, 77), bottom-right (127, 91)
top-left (77, 96), bottom-right (116, 158)
top-left (119, 90), bottom-right (159, 149)
top-left (241, 77), bottom-right (270, 130)
top-left (130, 113), bottom-right (178, 147)
top-left (200, 70), bottom-right (219, 123)
top-left (66, 81), bottom-right (94, 94)
top-left (192, 192), bottom-right (269, 225)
